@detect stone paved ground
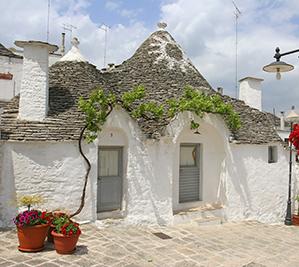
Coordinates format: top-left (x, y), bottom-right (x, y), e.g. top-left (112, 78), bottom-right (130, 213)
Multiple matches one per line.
top-left (1, 221), bottom-right (299, 267)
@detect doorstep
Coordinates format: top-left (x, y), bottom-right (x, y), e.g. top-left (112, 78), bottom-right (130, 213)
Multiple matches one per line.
top-left (173, 203), bottom-right (224, 225)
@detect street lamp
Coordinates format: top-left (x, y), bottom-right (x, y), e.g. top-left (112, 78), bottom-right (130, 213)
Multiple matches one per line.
top-left (263, 47), bottom-right (299, 225)
top-left (263, 47), bottom-right (298, 79)
top-left (284, 108), bottom-right (299, 225)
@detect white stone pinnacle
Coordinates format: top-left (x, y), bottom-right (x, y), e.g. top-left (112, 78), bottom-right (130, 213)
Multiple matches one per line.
top-left (71, 37), bottom-right (80, 48)
top-left (157, 22), bottom-right (167, 30)
top-left (60, 37), bottom-right (87, 62)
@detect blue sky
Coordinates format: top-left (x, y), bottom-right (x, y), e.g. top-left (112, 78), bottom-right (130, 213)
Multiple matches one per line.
top-left (86, 0), bottom-right (162, 28)
top-left (1, 0), bottom-right (299, 112)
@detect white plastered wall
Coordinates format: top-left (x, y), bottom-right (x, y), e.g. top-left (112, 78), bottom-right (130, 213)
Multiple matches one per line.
top-left (97, 108), bottom-right (173, 225)
top-left (18, 45), bottom-right (49, 121)
top-left (0, 108), bottom-right (297, 227)
top-left (0, 56), bottom-right (23, 101)
top-left (225, 143), bottom-right (293, 223)
top-left (166, 112), bottom-right (229, 212)
top-left (0, 141), bottom-right (97, 227)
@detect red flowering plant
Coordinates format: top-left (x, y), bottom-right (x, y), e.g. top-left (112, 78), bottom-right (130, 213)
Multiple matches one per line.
top-left (14, 210), bottom-right (52, 227)
top-left (13, 194), bottom-right (52, 227)
top-left (289, 124), bottom-right (299, 154)
top-left (52, 214), bottom-right (81, 236)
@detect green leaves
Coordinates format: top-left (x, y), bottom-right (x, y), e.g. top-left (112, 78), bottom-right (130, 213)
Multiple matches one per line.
top-left (121, 85), bottom-right (146, 108)
top-left (190, 120), bottom-right (200, 130)
top-left (167, 86), bottom-right (241, 131)
top-left (78, 85), bottom-right (241, 143)
top-left (131, 102), bottom-right (164, 120)
top-left (78, 89), bottom-right (116, 143)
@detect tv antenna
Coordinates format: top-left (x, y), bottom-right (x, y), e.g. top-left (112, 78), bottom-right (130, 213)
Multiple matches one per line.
top-left (99, 24), bottom-right (111, 67)
top-left (46, 0), bottom-right (51, 42)
top-left (63, 23), bottom-right (77, 44)
top-left (232, 1), bottom-right (242, 98)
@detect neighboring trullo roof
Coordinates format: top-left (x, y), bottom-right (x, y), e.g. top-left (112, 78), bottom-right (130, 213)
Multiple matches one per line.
top-left (0, 28), bottom-right (281, 144)
top-left (0, 43), bottom-right (22, 59)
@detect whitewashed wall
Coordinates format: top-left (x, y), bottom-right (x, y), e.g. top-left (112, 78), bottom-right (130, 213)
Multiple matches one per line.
top-left (166, 112), bottom-right (228, 212)
top-left (0, 141), bottom-right (97, 227)
top-left (97, 108), bottom-right (173, 225)
top-left (225, 144), bottom-right (292, 223)
top-left (0, 56), bottom-right (22, 101)
top-left (0, 142), bottom-right (17, 227)
top-left (0, 109), bottom-right (296, 227)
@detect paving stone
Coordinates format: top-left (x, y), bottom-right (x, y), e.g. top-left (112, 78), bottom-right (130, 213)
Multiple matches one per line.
top-left (173, 260), bottom-right (199, 267)
top-left (23, 259), bottom-right (46, 266)
top-left (0, 262), bottom-right (15, 267)
top-left (1, 222), bottom-right (299, 266)
top-left (7, 255), bottom-right (31, 262)
top-left (50, 259), bottom-right (72, 266)
top-left (72, 258), bottom-right (98, 266)
top-left (36, 262), bottom-right (60, 267)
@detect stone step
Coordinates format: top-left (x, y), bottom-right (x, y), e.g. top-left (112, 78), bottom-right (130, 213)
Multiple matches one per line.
top-left (173, 205), bottom-right (224, 225)
top-left (95, 218), bottom-right (125, 228)
top-left (193, 216), bottom-right (222, 226)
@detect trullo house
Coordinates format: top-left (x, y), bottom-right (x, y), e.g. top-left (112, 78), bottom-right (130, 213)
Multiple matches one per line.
top-left (0, 26), bottom-right (294, 227)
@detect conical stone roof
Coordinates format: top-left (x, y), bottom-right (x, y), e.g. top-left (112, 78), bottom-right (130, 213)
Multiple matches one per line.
top-left (0, 29), bottom-right (282, 143)
top-left (103, 30), bottom-right (212, 100)
top-left (100, 30), bottom-right (213, 137)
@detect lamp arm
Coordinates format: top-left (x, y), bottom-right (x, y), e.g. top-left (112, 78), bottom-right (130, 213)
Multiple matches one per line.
top-left (274, 47), bottom-right (299, 61)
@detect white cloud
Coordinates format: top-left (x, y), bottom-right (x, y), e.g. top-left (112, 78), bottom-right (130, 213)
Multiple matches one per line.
top-left (0, 0), bottom-right (149, 68)
top-left (1, 0), bottom-right (299, 111)
top-left (160, 0), bottom-right (299, 111)
top-left (105, 1), bottom-right (120, 11)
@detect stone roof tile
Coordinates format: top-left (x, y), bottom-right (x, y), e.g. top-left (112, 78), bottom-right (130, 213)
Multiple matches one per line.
top-left (0, 43), bottom-right (22, 59)
top-left (0, 30), bottom-right (282, 144)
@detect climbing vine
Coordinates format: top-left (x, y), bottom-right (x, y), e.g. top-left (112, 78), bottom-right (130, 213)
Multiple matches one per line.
top-left (79, 85), bottom-right (240, 143)
top-left (70, 85), bottom-right (240, 217)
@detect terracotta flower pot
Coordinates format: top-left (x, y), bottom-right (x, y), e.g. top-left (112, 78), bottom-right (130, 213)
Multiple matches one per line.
top-left (47, 224), bottom-right (55, 243)
top-left (292, 214), bottom-right (299, 226)
top-left (17, 224), bottom-right (50, 252)
top-left (52, 230), bottom-right (80, 254)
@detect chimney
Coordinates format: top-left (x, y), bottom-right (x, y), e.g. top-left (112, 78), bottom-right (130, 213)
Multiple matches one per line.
top-left (14, 40), bottom-right (58, 121)
top-left (238, 77), bottom-right (264, 111)
top-left (280, 111), bottom-right (285, 130)
top-left (217, 87), bottom-right (223, 95)
top-left (61, 32), bottom-right (66, 56)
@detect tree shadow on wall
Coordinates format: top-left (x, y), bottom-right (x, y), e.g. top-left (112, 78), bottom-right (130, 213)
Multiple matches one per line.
top-left (226, 151), bottom-right (252, 218)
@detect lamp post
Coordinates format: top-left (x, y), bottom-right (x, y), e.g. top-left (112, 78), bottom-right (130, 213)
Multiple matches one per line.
top-left (284, 109), bottom-right (299, 225)
top-left (263, 48), bottom-right (299, 225)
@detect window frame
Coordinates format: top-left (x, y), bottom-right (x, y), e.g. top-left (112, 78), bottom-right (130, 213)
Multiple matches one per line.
top-left (179, 143), bottom-right (200, 168)
top-left (268, 145), bottom-right (278, 164)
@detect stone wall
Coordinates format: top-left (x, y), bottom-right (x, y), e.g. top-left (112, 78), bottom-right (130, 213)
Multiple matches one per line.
top-left (0, 142), bottom-right (17, 227)
top-left (0, 109), bottom-right (296, 227)
top-left (225, 144), bottom-right (294, 223)
top-left (18, 45), bottom-right (50, 121)
top-left (0, 141), bottom-right (97, 227)
top-left (97, 108), bottom-right (174, 225)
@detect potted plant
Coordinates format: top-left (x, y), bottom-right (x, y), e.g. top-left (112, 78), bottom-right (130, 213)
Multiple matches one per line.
top-left (14, 195), bottom-right (51, 252)
top-left (46, 211), bottom-right (55, 243)
top-left (51, 214), bottom-right (81, 254)
top-left (292, 195), bottom-right (299, 226)
top-left (47, 210), bottom-right (69, 243)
